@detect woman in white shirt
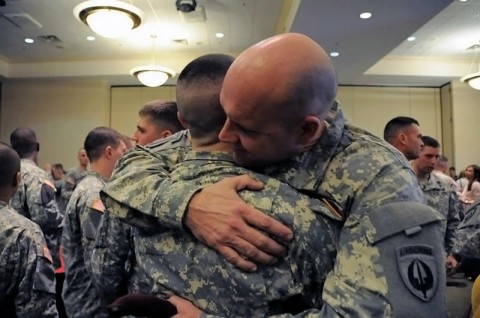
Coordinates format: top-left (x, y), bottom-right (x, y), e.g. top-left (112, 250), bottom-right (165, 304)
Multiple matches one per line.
top-left (459, 164), bottom-right (480, 209)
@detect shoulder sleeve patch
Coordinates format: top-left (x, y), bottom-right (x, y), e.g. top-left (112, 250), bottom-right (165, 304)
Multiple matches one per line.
top-left (65, 176), bottom-right (76, 185)
top-left (91, 198), bottom-right (105, 213)
top-left (42, 245), bottom-right (53, 263)
top-left (42, 179), bottom-right (57, 192)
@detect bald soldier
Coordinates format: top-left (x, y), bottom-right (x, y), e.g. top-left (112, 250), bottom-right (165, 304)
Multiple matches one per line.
top-left (103, 33), bottom-right (446, 317)
top-left (0, 142), bottom-right (58, 317)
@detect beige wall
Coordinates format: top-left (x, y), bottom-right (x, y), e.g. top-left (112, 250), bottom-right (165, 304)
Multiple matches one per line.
top-left (450, 80), bottom-right (480, 171)
top-left (0, 79), bottom-right (111, 169)
top-left (2, 78), bottom-right (477, 172)
top-left (337, 86), bottom-right (442, 142)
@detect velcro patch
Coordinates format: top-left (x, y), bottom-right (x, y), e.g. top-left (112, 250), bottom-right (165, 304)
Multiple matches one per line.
top-left (42, 245), bottom-right (53, 263)
top-left (91, 198), bottom-right (105, 213)
top-left (65, 177), bottom-right (75, 185)
top-left (396, 245), bottom-right (438, 302)
top-left (42, 179), bottom-right (56, 192)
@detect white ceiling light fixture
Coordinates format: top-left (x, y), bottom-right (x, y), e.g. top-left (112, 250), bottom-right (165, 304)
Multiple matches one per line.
top-left (73, 0), bottom-right (143, 38)
top-left (460, 43), bottom-right (480, 90)
top-left (130, 35), bottom-right (175, 87)
top-left (360, 12), bottom-right (372, 19)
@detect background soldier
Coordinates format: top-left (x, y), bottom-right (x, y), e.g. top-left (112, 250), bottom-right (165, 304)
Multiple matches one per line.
top-left (9, 127), bottom-right (63, 269)
top-left (61, 127), bottom-right (127, 318)
top-left (62, 148), bottom-right (89, 203)
top-left (0, 142), bottom-right (58, 317)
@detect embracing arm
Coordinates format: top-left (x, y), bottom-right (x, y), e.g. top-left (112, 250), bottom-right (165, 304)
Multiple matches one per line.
top-left (103, 147), bottom-right (292, 270)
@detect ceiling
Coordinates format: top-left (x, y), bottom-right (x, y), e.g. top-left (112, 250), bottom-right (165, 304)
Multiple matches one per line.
top-left (0, 0), bottom-right (479, 87)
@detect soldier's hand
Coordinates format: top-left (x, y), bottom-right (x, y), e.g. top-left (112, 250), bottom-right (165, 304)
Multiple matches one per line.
top-left (446, 254), bottom-right (458, 276)
top-left (185, 175), bottom-right (294, 272)
top-left (169, 295), bottom-right (202, 318)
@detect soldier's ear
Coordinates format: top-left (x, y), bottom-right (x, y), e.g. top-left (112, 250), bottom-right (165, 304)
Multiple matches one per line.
top-left (105, 145), bottom-right (113, 159)
top-left (12, 171), bottom-right (20, 188)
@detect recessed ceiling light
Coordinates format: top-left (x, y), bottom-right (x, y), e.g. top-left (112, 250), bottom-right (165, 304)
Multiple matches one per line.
top-left (407, 36), bottom-right (416, 42)
top-left (330, 52), bottom-right (339, 57)
top-left (24, 38), bottom-right (34, 44)
top-left (360, 12), bottom-right (372, 19)
top-left (87, 36), bottom-right (96, 41)
top-left (459, 0), bottom-right (467, 2)
top-left (215, 32), bottom-right (224, 38)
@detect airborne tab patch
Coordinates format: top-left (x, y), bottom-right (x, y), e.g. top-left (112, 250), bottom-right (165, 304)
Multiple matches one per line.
top-left (396, 245), bottom-right (438, 302)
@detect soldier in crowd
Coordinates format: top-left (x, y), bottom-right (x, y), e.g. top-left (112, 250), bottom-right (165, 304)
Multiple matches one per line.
top-left (383, 116), bottom-right (424, 160)
top-left (411, 136), bottom-right (461, 273)
top-left (131, 100), bottom-right (184, 146)
top-left (61, 127), bottom-right (127, 318)
top-left (102, 33), bottom-right (446, 317)
top-left (9, 127), bottom-right (63, 270)
top-left (91, 101), bottom-right (184, 304)
top-left (433, 155), bottom-right (457, 189)
top-left (50, 163), bottom-right (67, 215)
top-left (0, 142), bottom-right (58, 317)
top-left (62, 148), bottom-right (89, 203)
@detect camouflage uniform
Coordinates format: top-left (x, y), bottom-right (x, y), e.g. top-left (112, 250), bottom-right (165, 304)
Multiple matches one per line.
top-left (0, 201), bottom-right (58, 317)
top-left (129, 151), bottom-right (341, 316)
top-left (102, 103), bottom-right (447, 317)
top-left (90, 211), bottom-right (141, 303)
top-left (10, 159), bottom-right (63, 269)
top-left (62, 167), bottom-right (88, 203)
top-left (91, 133), bottom-right (191, 302)
top-left (418, 172), bottom-right (461, 253)
top-left (61, 172), bottom-right (109, 318)
top-left (453, 198), bottom-right (480, 259)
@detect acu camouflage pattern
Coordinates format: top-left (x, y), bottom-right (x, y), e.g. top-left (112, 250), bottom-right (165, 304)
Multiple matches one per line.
top-left (61, 172), bottom-right (109, 318)
top-left (418, 172), bottom-right (461, 253)
top-left (92, 133), bottom-right (191, 304)
top-left (453, 198), bottom-right (480, 259)
top-left (101, 130), bottom-right (191, 227)
top-left (103, 103), bottom-right (447, 317)
top-left (0, 201), bottom-right (58, 317)
top-left (62, 167), bottom-right (88, 203)
top-left (132, 151), bottom-right (341, 317)
top-left (91, 211), bottom-right (146, 303)
top-left (10, 159), bottom-right (63, 269)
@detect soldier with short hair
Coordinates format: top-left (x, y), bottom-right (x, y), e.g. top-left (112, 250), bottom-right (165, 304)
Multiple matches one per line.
top-left (61, 127), bottom-right (127, 318)
top-left (91, 101), bottom-right (185, 304)
top-left (411, 136), bottom-right (461, 273)
top-left (0, 142), bottom-right (58, 317)
top-left (62, 148), bottom-right (89, 203)
top-left (9, 127), bottom-right (63, 270)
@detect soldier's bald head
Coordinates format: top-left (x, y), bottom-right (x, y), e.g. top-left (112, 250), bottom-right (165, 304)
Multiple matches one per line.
top-left (221, 33), bottom-right (338, 121)
top-left (0, 142), bottom-right (20, 188)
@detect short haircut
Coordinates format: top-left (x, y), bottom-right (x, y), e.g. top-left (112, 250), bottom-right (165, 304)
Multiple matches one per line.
top-left (421, 135), bottom-right (440, 148)
top-left (10, 127), bottom-right (38, 158)
top-left (438, 155), bottom-right (448, 164)
top-left (52, 163), bottom-right (65, 173)
top-left (383, 116), bottom-right (420, 143)
top-left (0, 142), bottom-right (20, 188)
top-left (84, 127), bottom-right (123, 162)
top-left (139, 100), bottom-right (184, 133)
top-left (176, 54), bottom-right (234, 139)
